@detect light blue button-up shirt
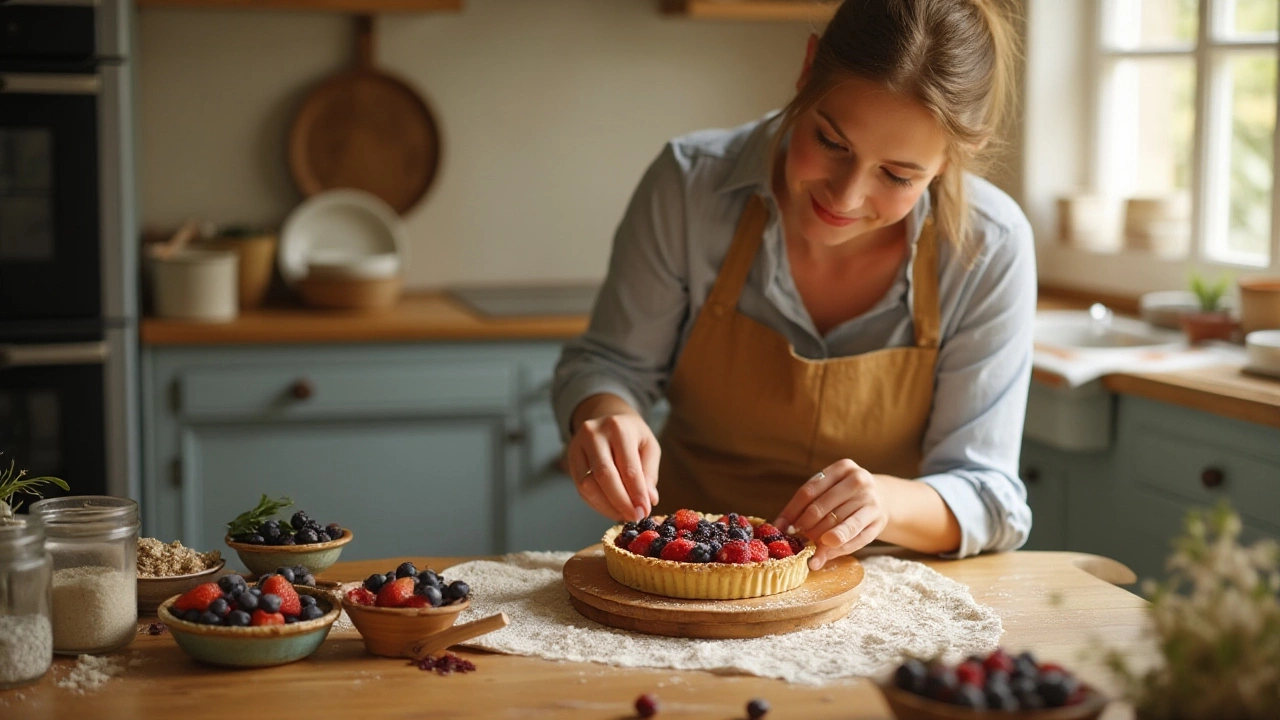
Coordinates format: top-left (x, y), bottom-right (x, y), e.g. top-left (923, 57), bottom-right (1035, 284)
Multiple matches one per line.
top-left (553, 113), bottom-right (1037, 558)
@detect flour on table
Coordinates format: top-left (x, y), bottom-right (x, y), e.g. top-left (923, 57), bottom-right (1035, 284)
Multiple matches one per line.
top-left (446, 551), bottom-right (1002, 685)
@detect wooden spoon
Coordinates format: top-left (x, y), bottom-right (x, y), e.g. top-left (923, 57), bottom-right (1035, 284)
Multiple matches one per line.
top-left (404, 612), bottom-right (509, 661)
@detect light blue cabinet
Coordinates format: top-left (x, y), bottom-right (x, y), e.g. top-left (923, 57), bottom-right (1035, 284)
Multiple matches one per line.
top-left (141, 341), bottom-right (614, 561)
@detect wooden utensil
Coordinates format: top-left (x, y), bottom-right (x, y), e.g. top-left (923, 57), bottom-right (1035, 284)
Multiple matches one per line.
top-left (404, 611), bottom-right (509, 661)
top-left (288, 15), bottom-right (441, 215)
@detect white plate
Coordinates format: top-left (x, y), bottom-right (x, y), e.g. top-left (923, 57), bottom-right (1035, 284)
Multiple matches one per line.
top-left (278, 189), bottom-right (408, 288)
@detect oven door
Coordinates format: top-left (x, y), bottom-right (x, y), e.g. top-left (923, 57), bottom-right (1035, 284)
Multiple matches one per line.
top-left (0, 73), bottom-right (101, 324)
top-left (0, 340), bottom-right (108, 499)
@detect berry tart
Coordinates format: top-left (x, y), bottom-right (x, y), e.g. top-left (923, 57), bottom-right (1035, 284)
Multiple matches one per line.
top-left (601, 509), bottom-right (816, 600)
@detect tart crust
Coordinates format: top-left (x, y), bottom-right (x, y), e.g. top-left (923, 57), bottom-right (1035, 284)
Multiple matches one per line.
top-left (601, 513), bottom-right (816, 600)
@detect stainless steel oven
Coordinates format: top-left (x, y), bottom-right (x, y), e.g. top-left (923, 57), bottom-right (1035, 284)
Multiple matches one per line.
top-left (0, 0), bottom-right (137, 500)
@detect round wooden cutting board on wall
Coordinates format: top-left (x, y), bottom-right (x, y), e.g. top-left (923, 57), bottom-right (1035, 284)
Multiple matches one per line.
top-left (289, 15), bottom-right (441, 215)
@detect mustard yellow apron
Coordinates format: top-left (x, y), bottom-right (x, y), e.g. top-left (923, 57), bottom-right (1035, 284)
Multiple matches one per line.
top-left (656, 194), bottom-right (940, 519)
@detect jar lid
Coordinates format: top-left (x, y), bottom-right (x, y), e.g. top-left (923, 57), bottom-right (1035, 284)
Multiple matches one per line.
top-left (0, 515), bottom-right (46, 560)
top-left (28, 496), bottom-right (139, 540)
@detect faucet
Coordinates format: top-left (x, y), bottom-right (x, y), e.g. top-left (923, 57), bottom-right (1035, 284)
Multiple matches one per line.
top-left (1089, 303), bottom-right (1113, 335)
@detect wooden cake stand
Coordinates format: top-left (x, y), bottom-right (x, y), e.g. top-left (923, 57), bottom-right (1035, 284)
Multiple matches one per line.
top-left (562, 545), bottom-right (865, 639)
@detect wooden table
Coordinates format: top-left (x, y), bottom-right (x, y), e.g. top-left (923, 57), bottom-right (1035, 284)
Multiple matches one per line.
top-left (7, 552), bottom-right (1153, 720)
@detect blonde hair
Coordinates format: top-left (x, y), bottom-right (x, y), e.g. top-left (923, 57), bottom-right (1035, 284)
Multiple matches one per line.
top-left (770, 0), bottom-right (1021, 258)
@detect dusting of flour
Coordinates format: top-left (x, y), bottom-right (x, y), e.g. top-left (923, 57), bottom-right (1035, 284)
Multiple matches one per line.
top-left (446, 552), bottom-right (1002, 685)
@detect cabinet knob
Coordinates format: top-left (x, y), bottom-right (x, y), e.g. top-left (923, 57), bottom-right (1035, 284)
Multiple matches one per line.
top-left (505, 428), bottom-right (527, 443)
top-left (1022, 467), bottom-right (1040, 483)
top-left (1200, 467), bottom-right (1225, 489)
top-left (290, 378), bottom-right (314, 400)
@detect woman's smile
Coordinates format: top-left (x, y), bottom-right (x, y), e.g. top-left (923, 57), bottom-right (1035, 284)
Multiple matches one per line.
top-left (810, 194), bottom-right (860, 227)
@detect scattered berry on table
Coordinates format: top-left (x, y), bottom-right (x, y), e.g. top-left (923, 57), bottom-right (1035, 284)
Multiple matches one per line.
top-left (146, 622), bottom-right (166, 635)
top-left (414, 651), bottom-right (476, 675)
top-left (746, 697), bottom-right (770, 719)
top-left (634, 693), bottom-right (659, 717)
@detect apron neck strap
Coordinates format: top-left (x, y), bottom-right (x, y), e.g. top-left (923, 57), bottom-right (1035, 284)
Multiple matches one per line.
top-left (910, 217), bottom-right (941, 349)
top-left (705, 194), bottom-right (768, 309)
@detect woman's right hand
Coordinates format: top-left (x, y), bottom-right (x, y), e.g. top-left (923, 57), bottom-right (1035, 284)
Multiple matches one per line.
top-left (566, 394), bottom-right (661, 523)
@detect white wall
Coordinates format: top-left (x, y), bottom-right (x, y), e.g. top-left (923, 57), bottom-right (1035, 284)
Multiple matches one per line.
top-left (136, 0), bottom-right (815, 288)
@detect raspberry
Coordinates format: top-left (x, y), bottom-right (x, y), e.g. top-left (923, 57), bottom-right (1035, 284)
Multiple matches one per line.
top-left (787, 536), bottom-right (805, 554)
top-left (345, 587), bottom-right (376, 606)
top-left (754, 523), bottom-right (781, 539)
top-left (955, 660), bottom-right (985, 687)
top-left (983, 648), bottom-right (1015, 675)
top-left (746, 539), bottom-right (769, 562)
top-left (628, 530), bottom-right (661, 556)
top-left (635, 693), bottom-right (659, 718)
top-left (660, 538), bottom-right (696, 562)
top-left (672, 509), bottom-right (702, 532)
top-left (767, 540), bottom-right (794, 559)
top-left (715, 540), bottom-right (751, 564)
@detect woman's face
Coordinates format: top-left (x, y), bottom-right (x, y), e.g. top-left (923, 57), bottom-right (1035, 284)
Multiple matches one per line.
top-left (779, 73), bottom-right (949, 252)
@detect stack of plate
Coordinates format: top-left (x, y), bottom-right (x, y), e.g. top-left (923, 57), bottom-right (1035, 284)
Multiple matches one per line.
top-left (279, 190), bottom-right (407, 311)
top-left (1245, 330), bottom-right (1280, 380)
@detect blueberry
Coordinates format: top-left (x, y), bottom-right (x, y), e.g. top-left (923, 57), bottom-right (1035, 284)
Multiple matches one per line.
top-left (299, 595), bottom-right (317, 607)
top-left (616, 529), bottom-right (639, 548)
top-left (183, 609), bottom-right (201, 623)
top-left (924, 665), bottom-right (958, 702)
top-left (422, 585), bottom-right (443, 608)
top-left (198, 611), bottom-right (223, 625)
top-left (296, 528), bottom-right (319, 544)
top-left (894, 658), bottom-right (928, 694)
top-left (260, 593), bottom-right (282, 613)
top-left (648, 537), bottom-right (668, 557)
top-left (364, 573), bottom-right (387, 593)
top-left (208, 598), bottom-right (230, 617)
top-left (234, 590), bottom-right (259, 611)
top-left (1012, 651), bottom-right (1039, 679)
top-left (1037, 671), bottom-right (1076, 707)
top-left (688, 543), bottom-right (713, 563)
top-left (421, 570), bottom-right (442, 589)
top-left (298, 573), bottom-right (315, 586)
top-left (248, 586), bottom-right (262, 597)
top-left (746, 698), bottom-right (770, 718)
top-left (284, 615), bottom-right (297, 624)
top-left (217, 575), bottom-right (246, 593)
top-left (658, 524), bottom-right (677, 539)
top-left (396, 562), bottom-right (418, 579)
top-left (278, 534), bottom-right (296, 546)
top-left (301, 605), bottom-right (324, 621)
top-left (275, 567), bottom-right (296, 583)
top-left (445, 580), bottom-right (470, 603)
top-left (247, 534), bottom-right (266, 545)
top-left (952, 684), bottom-right (987, 708)
top-left (727, 526), bottom-right (750, 542)
top-left (384, 571), bottom-right (397, 587)
top-left (227, 610), bottom-right (251, 626)
top-left (985, 684), bottom-right (1020, 711)
top-left (290, 511), bottom-right (310, 531)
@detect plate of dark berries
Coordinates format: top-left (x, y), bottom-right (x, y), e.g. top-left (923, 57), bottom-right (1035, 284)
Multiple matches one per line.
top-left (224, 495), bottom-right (352, 576)
top-left (878, 648), bottom-right (1108, 720)
top-left (341, 561), bottom-right (475, 658)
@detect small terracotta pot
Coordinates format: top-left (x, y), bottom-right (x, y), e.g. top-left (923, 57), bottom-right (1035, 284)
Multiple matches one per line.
top-left (1180, 311), bottom-right (1237, 345)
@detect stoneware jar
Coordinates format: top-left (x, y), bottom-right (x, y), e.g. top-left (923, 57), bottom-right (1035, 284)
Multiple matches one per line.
top-left (0, 516), bottom-right (53, 688)
top-left (28, 496), bottom-right (140, 654)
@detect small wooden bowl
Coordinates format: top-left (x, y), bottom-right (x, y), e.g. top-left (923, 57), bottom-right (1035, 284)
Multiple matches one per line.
top-left (157, 586), bottom-right (340, 668)
top-left (878, 681), bottom-right (1109, 720)
top-left (137, 559), bottom-right (226, 614)
top-left (296, 274), bottom-right (402, 311)
top-left (225, 529), bottom-right (353, 578)
top-left (341, 594), bottom-right (470, 658)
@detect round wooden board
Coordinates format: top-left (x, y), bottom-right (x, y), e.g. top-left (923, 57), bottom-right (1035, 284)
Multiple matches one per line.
top-left (562, 545), bottom-right (864, 639)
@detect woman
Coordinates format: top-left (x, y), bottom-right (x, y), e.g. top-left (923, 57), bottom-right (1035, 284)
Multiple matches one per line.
top-left (553, 0), bottom-right (1033, 569)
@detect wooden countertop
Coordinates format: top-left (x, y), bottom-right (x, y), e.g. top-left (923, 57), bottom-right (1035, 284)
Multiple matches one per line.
top-left (139, 292), bottom-right (590, 345)
top-left (11, 551), bottom-right (1151, 720)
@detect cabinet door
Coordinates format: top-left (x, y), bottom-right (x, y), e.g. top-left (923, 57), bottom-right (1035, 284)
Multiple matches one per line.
top-left (1019, 440), bottom-right (1069, 551)
top-left (180, 417), bottom-right (503, 562)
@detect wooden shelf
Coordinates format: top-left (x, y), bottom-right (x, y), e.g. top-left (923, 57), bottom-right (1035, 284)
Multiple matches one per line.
top-left (137, 0), bottom-right (460, 12)
top-left (661, 0), bottom-right (838, 21)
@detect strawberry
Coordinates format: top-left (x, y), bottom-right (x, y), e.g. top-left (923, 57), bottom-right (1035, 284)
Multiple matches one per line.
top-left (753, 523), bottom-right (781, 539)
top-left (716, 540), bottom-right (751, 564)
top-left (672, 509), bottom-right (702, 533)
top-left (173, 582), bottom-right (223, 612)
top-left (746, 539), bottom-right (769, 563)
top-left (767, 540), bottom-right (794, 559)
top-left (955, 660), bottom-right (986, 688)
top-left (403, 595), bottom-right (430, 608)
top-left (375, 576), bottom-right (416, 608)
top-left (983, 648), bottom-right (1015, 675)
top-left (344, 587), bottom-right (376, 606)
top-left (660, 538), bottom-right (696, 562)
top-left (627, 530), bottom-right (661, 556)
top-left (261, 575), bottom-right (302, 616)
top-left (250, 609), bottom-right (285, 626)
top-left (715, 513), bottom-right (752, 529)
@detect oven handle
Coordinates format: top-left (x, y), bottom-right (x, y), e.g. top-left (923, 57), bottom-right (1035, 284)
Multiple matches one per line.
top-left (0, 74), bottom-right (101, 96)
top-left (0, 342), bottom-right (108, 368)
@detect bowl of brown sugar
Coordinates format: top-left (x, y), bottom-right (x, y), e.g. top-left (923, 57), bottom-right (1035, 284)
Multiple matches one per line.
top-left (136, 538), bottom-right (226, 614)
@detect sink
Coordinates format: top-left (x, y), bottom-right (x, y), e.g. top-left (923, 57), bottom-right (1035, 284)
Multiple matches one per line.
top-left (1034, 310), bottom-right (1183, 351)
top-left (447, 283), bottom-right (600, 318)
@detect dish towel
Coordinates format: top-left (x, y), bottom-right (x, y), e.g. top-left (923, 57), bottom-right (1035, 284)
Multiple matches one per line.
top-left (1033, 341), bottom-right (1246, 387)
top-left (442, 551), bottom-right (1003, 686)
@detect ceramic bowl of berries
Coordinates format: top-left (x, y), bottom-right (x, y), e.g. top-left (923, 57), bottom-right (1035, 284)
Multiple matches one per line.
top-left (224, 508), bottom-right (352, 577)
top-left (341, 561), bottom-right (474, 658)
top-left (878, 649), bottom-right (1109, 720)
top-left (157, 571), bottom-right (340, 668)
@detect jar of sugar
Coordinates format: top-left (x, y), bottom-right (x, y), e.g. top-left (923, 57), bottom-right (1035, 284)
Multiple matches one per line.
top-left (28, 496), bottom-right (139, 654)
top-left (0, 515), bottom-right (53, 688)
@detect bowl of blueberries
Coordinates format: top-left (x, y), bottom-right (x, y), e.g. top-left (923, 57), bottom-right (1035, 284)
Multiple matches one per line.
top-left (878, 648), bottom-right (1108, 720)
top-left (225, 509), bottom-right (352, 577)
top-left (157, 571), bottom-right (340, 668)
top-left (341, 561), bottom-right (474, 658)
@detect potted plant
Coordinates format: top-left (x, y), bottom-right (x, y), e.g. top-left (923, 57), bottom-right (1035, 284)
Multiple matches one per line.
top-left (1180, 272), bottom-right (1237, 344)
top-left (1102, 504), bottom-right (1279, 719)
top-left (0, 456), bottom-right (69, 521)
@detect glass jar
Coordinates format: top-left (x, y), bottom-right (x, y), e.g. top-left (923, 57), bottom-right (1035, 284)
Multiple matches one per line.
top-left (0, 516), bottom-right (53, 688)
top-left (28, 496), bottom-right (139, 655)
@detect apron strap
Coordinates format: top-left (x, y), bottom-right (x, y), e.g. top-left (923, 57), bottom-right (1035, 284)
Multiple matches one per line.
top-left (705, 194), bottom-right (769, 312)
top-left (910, 217), bottom-right (941, 349)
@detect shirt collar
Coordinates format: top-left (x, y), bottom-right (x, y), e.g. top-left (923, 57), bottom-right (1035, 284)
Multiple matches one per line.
top-left (716, 112), bottom-right (784, 195)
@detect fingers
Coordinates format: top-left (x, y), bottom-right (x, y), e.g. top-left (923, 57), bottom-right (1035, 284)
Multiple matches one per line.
top-left (571, 415), bottom-right (657, 522)
top-left (810, 519), bottom-right (881, 570)
top-left (772, 464), bottom-right (842, 530)
top-left (638, 435), bottom-right (661, 508)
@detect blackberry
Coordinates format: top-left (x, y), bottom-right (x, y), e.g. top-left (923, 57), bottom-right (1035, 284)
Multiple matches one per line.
top-left (648, 537), bottom-right (668, 557)
top-left (290, 511), bottom-right (311, 531)
top-left (616, 529), bottom-right (639, 548)
top-left (364, 573), bottom-right (387, 593)
top-left (687, 543), bottom-right (714, 563)
top-left (325, 523), bottom-right (344, 540)
top-left (727, 526), bottom-right (750, 542)
top-left (295, 528), bottom-right (320, 544)
top-left (726, 512), bottom-right (742, 527)
top-left (707, 541), bottom-right (723, 557)
top-left (985, 684), bottom-right (1019, 711)
top-left (277, 533), bottom-right (296, 546)
top-left (760, 533), bottom-right (784, 545)
top-left (637, 517), bottom-right (658, 532)
top-left (261, 520), bottom-right (282, 539)
top-left (396, 561), bottom-right (419, 578)
top-left (952, 684), bottom-right (987, 708)
top-left (746, 698), bottom-right (770, 719)
top-left (623, 521), bottom-right (640, 534)
top-left (894, 658), bottom-right (928, 694)
top-left (246, 534), bottom-right (266, 545)
top-left (658, 524), bottom-right (677, 539)
top-left (1037, 671), bottom-right (1076, 707)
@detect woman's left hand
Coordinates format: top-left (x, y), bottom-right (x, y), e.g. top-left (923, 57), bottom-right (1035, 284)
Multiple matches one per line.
top-left (773, 459), bottom-right (888, 570)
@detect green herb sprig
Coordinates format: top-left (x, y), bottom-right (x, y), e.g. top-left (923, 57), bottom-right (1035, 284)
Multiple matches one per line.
top-left (0, 457), bottom-right (69, 520)
top-left (226, 494), bottom-right (293, 537)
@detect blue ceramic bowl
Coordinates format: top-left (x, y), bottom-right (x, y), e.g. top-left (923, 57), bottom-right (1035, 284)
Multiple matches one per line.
top-left (157, 586), bottom-right (340, 668)
top-left (225, 529), bottom-right (353, 578)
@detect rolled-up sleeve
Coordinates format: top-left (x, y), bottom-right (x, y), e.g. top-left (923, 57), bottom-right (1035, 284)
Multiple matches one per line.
top-left (917, 214), bottom-right (1037, 558)
top-left (553, 143), bottom-right (691, 439)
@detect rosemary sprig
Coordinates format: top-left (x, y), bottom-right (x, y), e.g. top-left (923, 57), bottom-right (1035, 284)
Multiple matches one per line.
top-left (0, 457), bottom-right (70, 518)
top-left (226, 494), bottom-right (293, 537)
